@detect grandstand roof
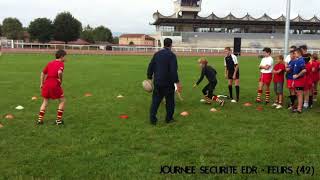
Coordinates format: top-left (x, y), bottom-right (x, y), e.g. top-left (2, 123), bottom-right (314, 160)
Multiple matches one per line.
top-left (152, 11), bottom-right (320, 26)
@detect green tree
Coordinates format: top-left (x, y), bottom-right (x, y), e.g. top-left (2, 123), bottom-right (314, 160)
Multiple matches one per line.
top-left (113, 36), bottom-right (119, 44)
top-left (92, 26), bottom-right (113, 42)
top-left (2, 17), bottom-right (23, 40)
top-left (53, 12), bottom-right (82, 43)
top-left (80, 25), bottom-right (94, 43)
top-left (28, 18), bottom-right (54, 43)
top-left (0, 24), bottom-right (2, 36)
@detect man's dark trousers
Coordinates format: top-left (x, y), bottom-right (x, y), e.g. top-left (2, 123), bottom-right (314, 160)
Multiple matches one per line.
top-left (150, 84), bottom-right (175, 123)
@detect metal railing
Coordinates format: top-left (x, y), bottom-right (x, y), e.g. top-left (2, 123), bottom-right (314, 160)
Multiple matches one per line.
top-left (2, 41), bottom-right (320, 55)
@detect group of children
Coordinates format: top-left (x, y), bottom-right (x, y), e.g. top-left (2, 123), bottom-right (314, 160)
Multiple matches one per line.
top-left (257, 45), bottom-right (320, 113)
top-left (36, 46), bottom-right (320, 125)
top-left (194, 45), bottom-right (320, 114)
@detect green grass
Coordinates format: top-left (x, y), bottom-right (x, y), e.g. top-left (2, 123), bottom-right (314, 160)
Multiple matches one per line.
top-left (0, 54), bottom-right (319, 179)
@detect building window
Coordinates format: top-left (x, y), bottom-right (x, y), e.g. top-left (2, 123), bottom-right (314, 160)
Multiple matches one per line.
top-left (159, 26), bottom-right (175, 32)
top-left (197, 28), bottom-right (210, 32)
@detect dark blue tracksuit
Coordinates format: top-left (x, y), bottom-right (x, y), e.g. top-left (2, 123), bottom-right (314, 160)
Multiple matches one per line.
top-left (147, 48), bottom-right (179, 123)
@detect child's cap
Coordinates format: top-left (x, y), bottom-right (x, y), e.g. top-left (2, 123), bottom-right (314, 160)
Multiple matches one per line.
top-left (198, 58), bottom-right (208, 65)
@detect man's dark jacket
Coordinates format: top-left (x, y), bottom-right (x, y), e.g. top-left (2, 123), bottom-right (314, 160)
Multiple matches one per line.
top-left (147, 48), bottom-right (179, 86)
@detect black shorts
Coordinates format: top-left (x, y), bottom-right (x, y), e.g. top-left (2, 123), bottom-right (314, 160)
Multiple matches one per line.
top-left (202, 81), bottom-right (217, 98)
top-left (228, 71), bottom-right (240, 80)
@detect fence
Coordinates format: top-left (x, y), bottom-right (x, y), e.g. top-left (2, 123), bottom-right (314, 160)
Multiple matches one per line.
top-left (2, 41), bottom-right (320, 55)
top-left (112, 46), bottom-right (320, 55)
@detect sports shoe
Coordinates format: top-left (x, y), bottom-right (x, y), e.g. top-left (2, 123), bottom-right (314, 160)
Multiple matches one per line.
top-left (55, 120), bottom-right (64, 126)
top-left (272, 103), bottom-right (278, 107)
top-left (276, 104), bottom-right (283, 109)
top-left (231, 99), bottom-right (237, 103)
top-left (166, 119), bottom-right (175, 124)
top-left (36, 120), bottom-right (44, 125)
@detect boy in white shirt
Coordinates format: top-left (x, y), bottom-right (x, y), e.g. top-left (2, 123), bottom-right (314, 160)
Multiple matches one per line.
top-left (256, 47), bottom-right (274, 104)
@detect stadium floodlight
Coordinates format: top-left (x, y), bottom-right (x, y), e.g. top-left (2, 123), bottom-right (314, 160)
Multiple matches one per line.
top-left (284, 0), bottom-right (291, 56)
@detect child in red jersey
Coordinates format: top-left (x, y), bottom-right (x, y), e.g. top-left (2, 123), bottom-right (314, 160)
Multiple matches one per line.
top-left (37, 50), bottom-right (67, 125)
top-left (311, 53), bottom-right (319, 102)
top-left (272, 55), bottom-right (286, 109)
top-left (304, 53), bottom-right (313, 108)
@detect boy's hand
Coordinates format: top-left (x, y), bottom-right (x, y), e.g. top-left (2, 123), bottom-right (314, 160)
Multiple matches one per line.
top-left (265, 65), bottom-right (271, 70)
top-left (232, 74), bottom-right (237, 80)
top-left (40, 83), bottom-right (43, 89)
top-left (176, 82), bottom-right (182, 93)
top-left (293, 74), bottom-right (299, 79)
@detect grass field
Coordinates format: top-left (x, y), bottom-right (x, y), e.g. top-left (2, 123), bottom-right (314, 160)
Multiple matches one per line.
top-left (0, 54), bottom-right (320, 179)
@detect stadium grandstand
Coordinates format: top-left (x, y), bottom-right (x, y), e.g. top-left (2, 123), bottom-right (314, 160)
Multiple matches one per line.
top-left (151, 0), bottom-right (320, 49)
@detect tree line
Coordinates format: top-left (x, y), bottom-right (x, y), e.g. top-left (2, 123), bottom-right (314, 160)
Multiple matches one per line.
top-left (0, 12), bottom-right (117, 44)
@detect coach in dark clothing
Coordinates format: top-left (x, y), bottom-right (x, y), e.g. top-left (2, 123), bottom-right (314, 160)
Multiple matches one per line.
top-left (147, 38), bottom-right (181, 125)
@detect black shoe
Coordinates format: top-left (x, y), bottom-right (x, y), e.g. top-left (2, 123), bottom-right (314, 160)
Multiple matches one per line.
top-left (150, 121), bottom-right (157, 126)
top-left (297, 110), bottom-right (303, 114)
top-left (166, 119), bottom-right (175, 124)
top-left (36, 120), bottom-right (44, 125)
top-left (56, 120), bottom-right (64, 125)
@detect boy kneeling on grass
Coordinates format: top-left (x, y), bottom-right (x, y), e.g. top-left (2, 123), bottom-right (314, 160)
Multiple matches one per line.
top-left (193, 58), bottom-right (225, 106)
top-left (37, 50), bottom-right (67, 125)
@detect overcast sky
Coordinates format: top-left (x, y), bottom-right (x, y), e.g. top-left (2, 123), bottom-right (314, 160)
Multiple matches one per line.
top-left (0, 0), bottom-right (319, 34)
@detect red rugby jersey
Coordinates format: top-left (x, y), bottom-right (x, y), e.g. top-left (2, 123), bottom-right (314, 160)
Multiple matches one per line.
top-left (273, 63), bottom-right (285, 83)
top-left (312, 60), bottom-right (320, 81)
top-left (43, 60), bottom-right (64, 80)
top-left (305, 61), bottom-right (313, 78)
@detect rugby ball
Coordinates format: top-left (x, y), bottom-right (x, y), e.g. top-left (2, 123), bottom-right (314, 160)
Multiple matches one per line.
top-left (142, 80), bottom-right (153, 93)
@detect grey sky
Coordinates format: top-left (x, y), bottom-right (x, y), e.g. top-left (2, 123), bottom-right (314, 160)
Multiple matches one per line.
top-left (0, 0), bottom-right (319, 34)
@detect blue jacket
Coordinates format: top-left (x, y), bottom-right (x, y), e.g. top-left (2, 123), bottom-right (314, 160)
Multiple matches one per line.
top-left (147, 48), bottom-right (179, 86)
